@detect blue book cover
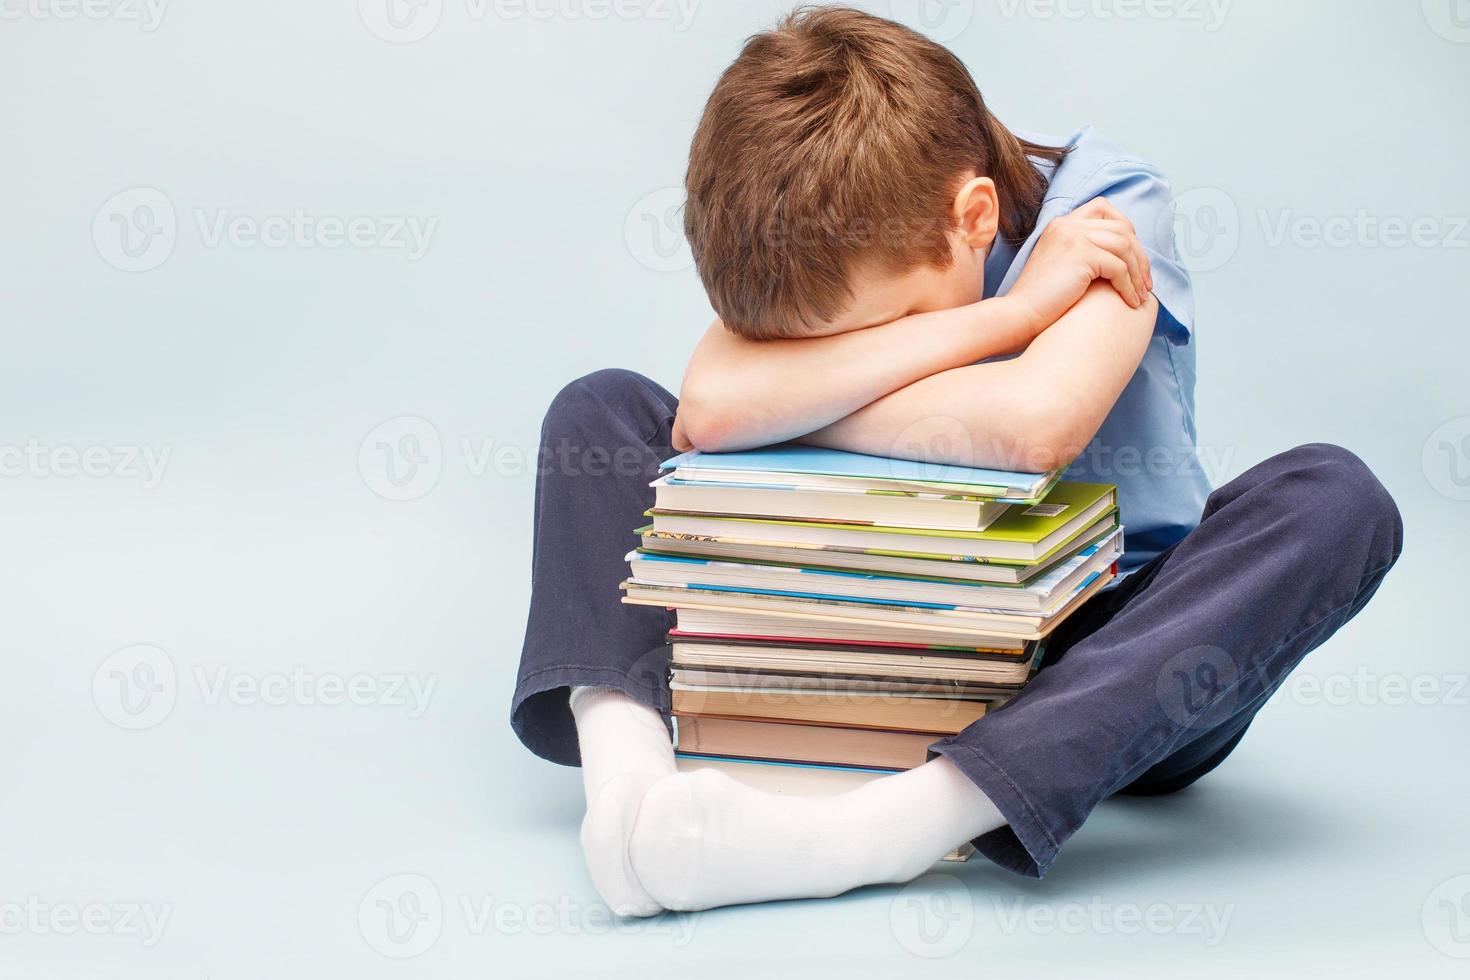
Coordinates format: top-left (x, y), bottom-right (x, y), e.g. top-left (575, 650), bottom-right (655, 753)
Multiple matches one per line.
top-left (635, 570), bottom-right (1104, 614)
top-left (661, 444), bottom-right (1050, 494)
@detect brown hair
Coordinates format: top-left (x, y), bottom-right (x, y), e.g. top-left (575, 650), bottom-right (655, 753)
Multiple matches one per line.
top-left (684, 5), bottom-right (1068, 339)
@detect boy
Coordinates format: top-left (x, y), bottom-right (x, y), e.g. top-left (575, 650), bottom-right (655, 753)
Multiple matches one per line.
top-left (511, 7), bottom-right (1401, 915)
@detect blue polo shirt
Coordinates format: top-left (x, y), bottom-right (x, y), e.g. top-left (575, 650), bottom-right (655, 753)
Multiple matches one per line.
top-left (986, 126), bottom-right (1211, 572)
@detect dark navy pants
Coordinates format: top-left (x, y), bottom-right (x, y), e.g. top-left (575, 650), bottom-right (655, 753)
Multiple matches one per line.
top-left (511, 369), bottom-right (1403, 878)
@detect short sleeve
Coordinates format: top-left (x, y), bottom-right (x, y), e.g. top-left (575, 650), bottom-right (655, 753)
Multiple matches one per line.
top-left (1072, 160), bottom-right (1194, 346)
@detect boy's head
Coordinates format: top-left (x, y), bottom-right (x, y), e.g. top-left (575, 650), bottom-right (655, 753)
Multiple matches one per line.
top-left (684, 5), bottom-right (1063, 340)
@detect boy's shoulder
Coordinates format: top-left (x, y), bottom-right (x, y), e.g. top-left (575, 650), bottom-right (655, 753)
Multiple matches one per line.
top-left (1021, 125), bottom-right (1173, 208)
top-left (1004, 125), bottom-right (1193, 345)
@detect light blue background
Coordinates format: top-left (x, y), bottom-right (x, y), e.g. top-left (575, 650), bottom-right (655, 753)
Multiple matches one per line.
top-left (2, 0), bottom-right (1467, 976)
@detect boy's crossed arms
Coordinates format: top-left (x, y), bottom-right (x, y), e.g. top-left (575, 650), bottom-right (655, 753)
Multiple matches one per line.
top-left (674, 197), bottom-right (1158, 472)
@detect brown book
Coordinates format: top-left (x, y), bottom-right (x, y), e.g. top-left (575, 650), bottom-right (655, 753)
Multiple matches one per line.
top-left (671, 687), bottom-right (987, 735)
top-left (675, 715), bottom-right (934, 771)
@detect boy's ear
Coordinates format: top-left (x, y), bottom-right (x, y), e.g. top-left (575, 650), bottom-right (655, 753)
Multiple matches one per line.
top-left (952, 176), bottom-right (999, 251)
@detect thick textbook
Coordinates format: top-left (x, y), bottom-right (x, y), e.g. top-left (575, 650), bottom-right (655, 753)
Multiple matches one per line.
top-left (675, 715), bottom-right (934, 771)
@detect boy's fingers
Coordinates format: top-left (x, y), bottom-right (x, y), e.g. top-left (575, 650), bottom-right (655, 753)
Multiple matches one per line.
top-left (1096, 251), bottom-right (1141, 308)
top-left (1082, 216), bottom-right (1149, 296)
top-left (1096, 199), bottom-right (1136, 235)
top-left (1129, 236), bottom-right (1151, 296)
top-left (1076, 197), bottom-right (1131, 231)
top-left (1089, 229), bottom-right (1145, 304)
top-left (1075, 201), bottom-right (1151, 292)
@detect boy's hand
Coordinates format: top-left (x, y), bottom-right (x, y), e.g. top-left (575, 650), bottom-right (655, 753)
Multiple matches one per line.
top-left (1009, 198), bottom-right (1153, 334)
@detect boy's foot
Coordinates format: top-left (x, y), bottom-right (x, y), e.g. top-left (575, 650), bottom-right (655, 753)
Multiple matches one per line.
top-left (568, 687), bottom-right (676, 916)
top-left (580, 772), bottom-right (664, 917)
top-left (624, 760), bottom-right (1005, 913)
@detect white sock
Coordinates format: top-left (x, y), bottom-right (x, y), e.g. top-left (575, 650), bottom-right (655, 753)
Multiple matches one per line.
top-left (568, 686), bottom-right (676, 916)
top-left (626, 756), bottom-right (1005, 913)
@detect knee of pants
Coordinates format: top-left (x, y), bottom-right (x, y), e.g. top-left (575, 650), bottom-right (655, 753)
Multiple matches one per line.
top-left (1276, 443), bottom-right (1403, 572)
top-left (541, 368), bottom-right (672, 450)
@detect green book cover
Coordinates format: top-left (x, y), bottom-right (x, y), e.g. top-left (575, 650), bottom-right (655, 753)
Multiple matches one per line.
top-left (635, 519), bottom-right (1120, 588)
top-left (650, 482), bottom-right (1115, 545)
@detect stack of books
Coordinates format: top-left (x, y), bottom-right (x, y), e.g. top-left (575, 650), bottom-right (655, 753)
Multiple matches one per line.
top-left (619, 444), bottom-right (1121, 775)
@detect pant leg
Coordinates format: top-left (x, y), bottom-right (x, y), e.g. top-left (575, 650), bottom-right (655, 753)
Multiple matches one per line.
top-left (510, 368), bottom-right (679, 767)
top-left (930, 443), bottom-right (1403, 877)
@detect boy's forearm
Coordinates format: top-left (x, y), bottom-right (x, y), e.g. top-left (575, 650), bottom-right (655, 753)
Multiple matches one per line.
top-left (675, 295), bottom-right (1042, 452)
top-left (804, 284), bottom-right (1157, 471)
